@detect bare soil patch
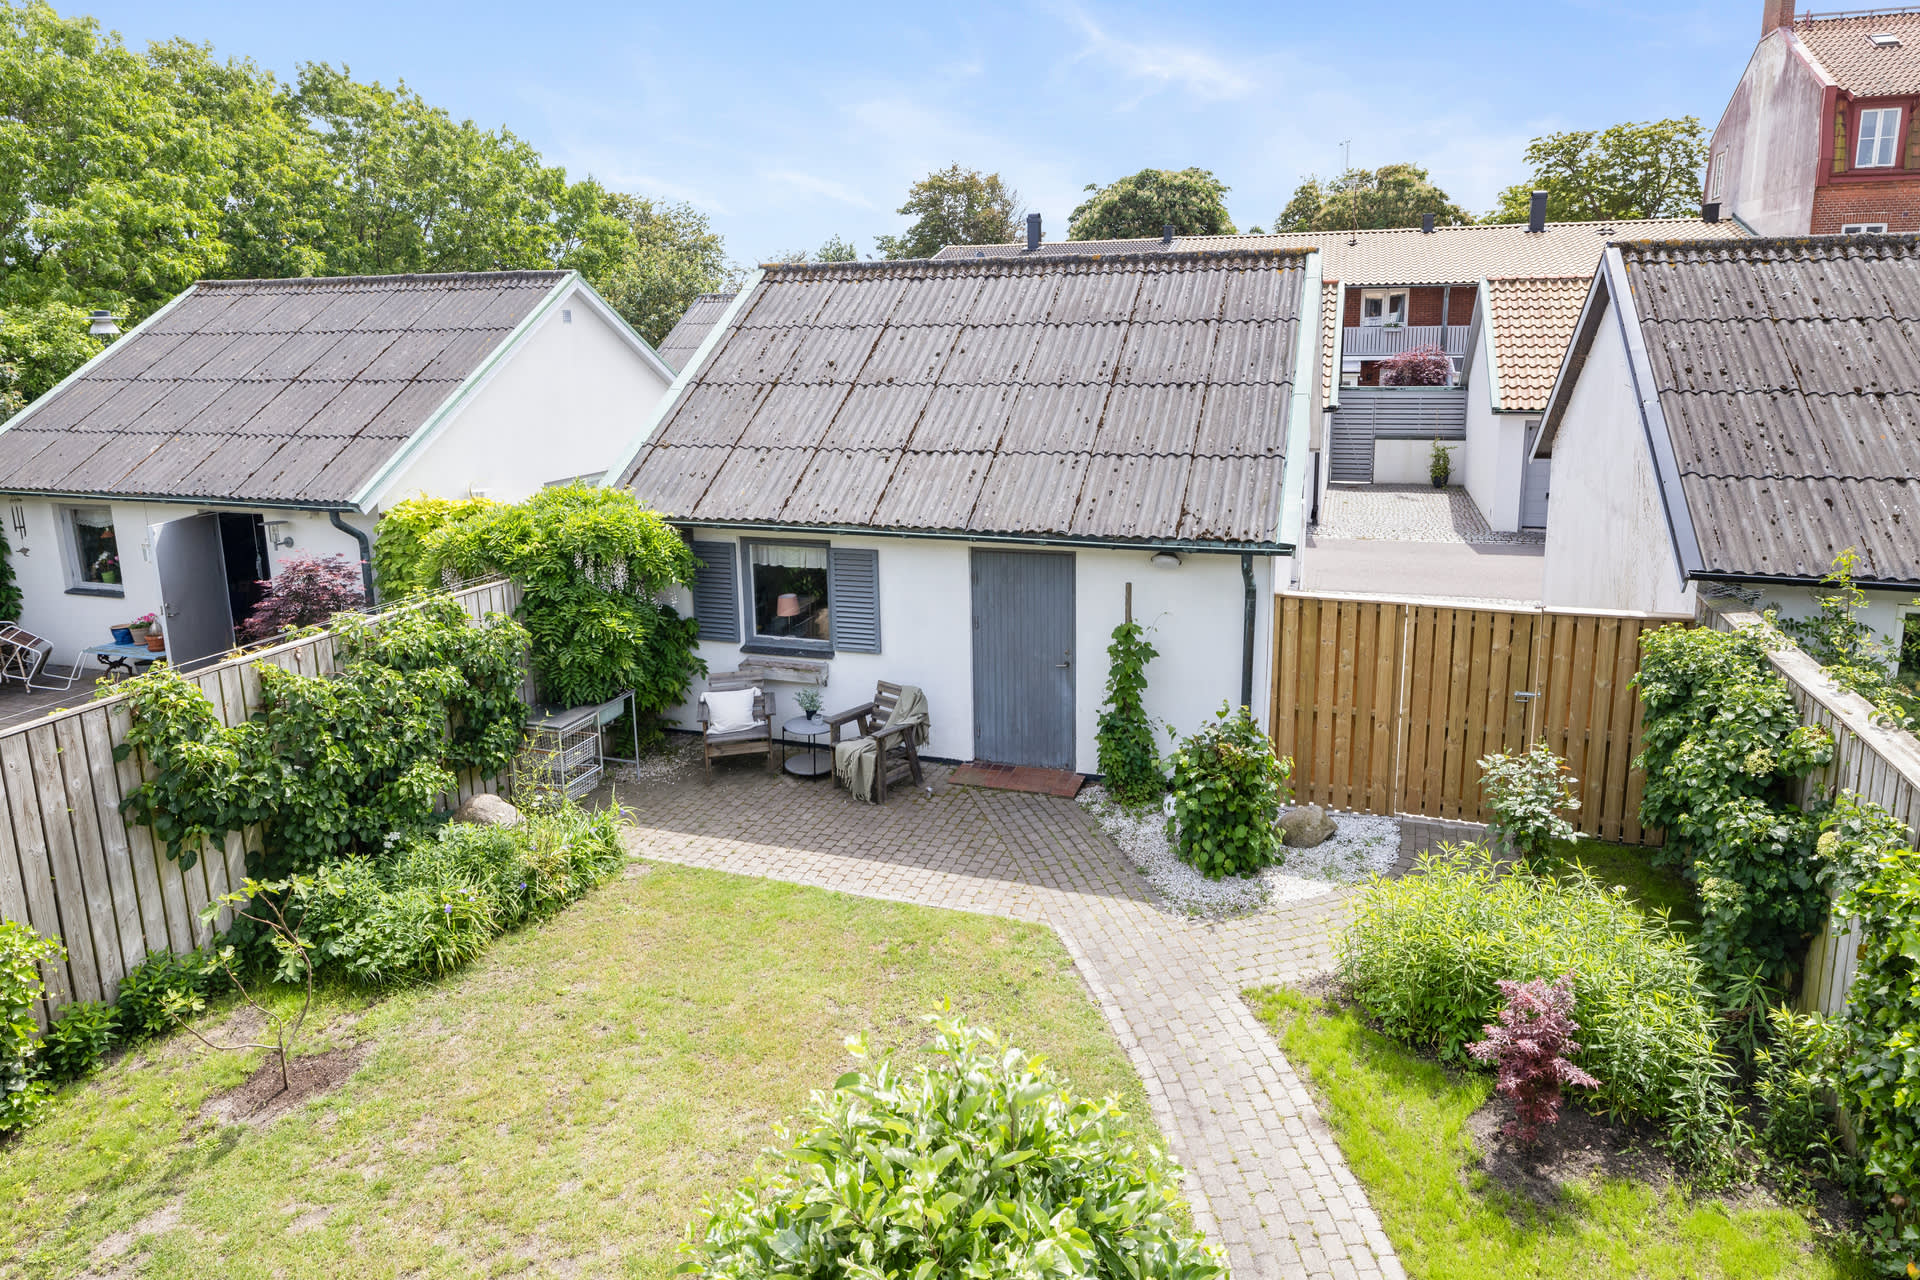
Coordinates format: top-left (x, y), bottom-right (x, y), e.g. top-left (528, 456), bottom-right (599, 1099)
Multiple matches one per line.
top-left (1468, 1093), bottom-right (1674, 1210)
top-left (203, 1043), bottom-right (368, 1127)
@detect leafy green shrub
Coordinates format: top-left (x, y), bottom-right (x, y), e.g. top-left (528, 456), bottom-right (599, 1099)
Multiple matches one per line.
top-left (1, 921), bottom-right (61, 1134)
top-left (1634, 623), bottom-right (1834, 990)
top-left (1096, 619), bottom-right (1162, 805)
top-left (1775, 549), bottom-right (1915, 731)
top-left (372, 494), bottom-right (500, 598)
top-left (1478, 744), bottom-right (1580, 865)
top-left (40, 1000), bottom-right (116, 1082)
top-left (1338, 845), bottom-right (1736, 1160)
top-left (417, 484), bottom-right (702, 738)
top-left (1165, 703), bottom-right (1292, 879)
top-left (295, 801), bottom-right (625, 986)
top-left (681, 1013), bottom-right (1222, 1280)
top-left (1836, 840), bottom-right (1920, 1270)
top-left (1751, 1005), bottom-right (1846, 1192)
top-left (115, 949), bottom-right (211, 1040)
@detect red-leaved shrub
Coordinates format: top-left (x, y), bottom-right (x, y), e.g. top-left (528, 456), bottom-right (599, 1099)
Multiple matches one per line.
top-left (239, 555), bottom-right (366, 642)
top-left (1378, 343), bottom-right (1452, 386)
top-left (1467, 973), bottom-right (1600, 1145)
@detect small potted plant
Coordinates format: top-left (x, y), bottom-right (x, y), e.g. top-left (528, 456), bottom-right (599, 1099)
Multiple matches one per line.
top-left (1429, 439), bottom-right (1453, 489)
top-left (128, 612), bottom-right (157, 645)
top-left (795, 687), bottom-right (823, 724)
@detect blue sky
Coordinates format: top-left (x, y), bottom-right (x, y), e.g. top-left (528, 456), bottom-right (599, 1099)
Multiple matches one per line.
top-left (83, 0), bottom-right (1758, 267)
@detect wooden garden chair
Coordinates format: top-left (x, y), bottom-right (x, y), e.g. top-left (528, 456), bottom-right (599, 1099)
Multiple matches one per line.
top-left (698, 670), bottom-right (773, 781)
top-left (825, 680), bottom-right (927, 802)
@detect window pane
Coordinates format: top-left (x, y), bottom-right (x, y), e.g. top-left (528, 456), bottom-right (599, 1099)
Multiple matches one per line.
top-left (750, 543), bottom-right (829, 643)
top-left (70, 506), bottom-right (119, 584)
top-left (1858, 111), bottom-right (1879, 166)
top-left (1881, 111), bottom-right (1901, 166)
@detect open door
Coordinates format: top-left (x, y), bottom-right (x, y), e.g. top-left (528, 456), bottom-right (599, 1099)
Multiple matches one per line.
top-left (154, 513), bottom-right (234, 669)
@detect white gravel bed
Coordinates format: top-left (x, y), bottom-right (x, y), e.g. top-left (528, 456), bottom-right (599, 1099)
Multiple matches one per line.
top-left (1078, 785), bottom-right (1403, 917)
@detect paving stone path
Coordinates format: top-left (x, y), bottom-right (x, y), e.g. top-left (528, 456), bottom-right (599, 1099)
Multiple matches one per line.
top-left (613, 759), bottom-right (1404, 1280)
top-left (1314, 484), bottom-right (1544, 546)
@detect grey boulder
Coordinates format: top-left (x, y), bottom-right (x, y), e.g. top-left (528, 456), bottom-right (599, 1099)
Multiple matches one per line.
top-left (451, 793), bottom-right (522, 828)
top-left (1278, 803), bottom-right (1337, 848)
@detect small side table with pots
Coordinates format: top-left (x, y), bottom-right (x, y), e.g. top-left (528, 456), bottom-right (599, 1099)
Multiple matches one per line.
top-left (782, 715), bottom-right (831, 779)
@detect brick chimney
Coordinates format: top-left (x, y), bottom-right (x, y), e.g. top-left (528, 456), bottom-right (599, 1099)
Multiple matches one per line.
top-left (1762, 0), bottom-right (1794, 38)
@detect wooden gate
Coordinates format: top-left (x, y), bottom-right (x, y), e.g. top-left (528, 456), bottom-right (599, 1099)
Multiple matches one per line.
top-left (1271, 593), bottom-right (1684, 844)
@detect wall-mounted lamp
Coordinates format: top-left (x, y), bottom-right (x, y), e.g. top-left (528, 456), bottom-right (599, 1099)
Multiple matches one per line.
top-left (87, 309), bottom-right (121, 339)
top-left (1149, 551), bottom-right (1182, 569)
top-left (263, 519), bottom-right (296, 549)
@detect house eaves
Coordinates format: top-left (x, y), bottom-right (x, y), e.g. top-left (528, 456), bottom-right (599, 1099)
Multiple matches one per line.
top-left (1276, 249), bottom-right (1322, 551)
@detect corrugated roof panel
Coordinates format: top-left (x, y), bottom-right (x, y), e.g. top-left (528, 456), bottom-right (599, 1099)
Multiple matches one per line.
top-left (1090, 384), bottom-right (1205, 456)
top-left (249, 330), bottom-right (344, 381)
top-left (656, 292), bottom-right (737, 372)
top-left (1208, 320), bottom-right (1296, 386)
top-left (934, 324), bottom-right (1032, 385)
top-left (1194, 384), bottom-right (1291, 457)
top-left (178, 433), bottom-right (294, 494)
top-left (303, 329), bottom-right (400, 383)
top-left (1220, 265), bottom-right (1305, 323)
top-left (358, 330), bottom-right (459, 383)
top-left (734, 383), bottom-right (850, 449)
top-left (964, 272), bottom-right (1061, 327)
top-left (197, 290), bottom-right (288, 335)
top-left (970, 452), bottom-right (1090, 534)
top-left (1074, 453), bottom-right (1190, 538)
top-left (779, 450), bottom-right (892, 525)
top-left (699, 327), bottom-right (806, 385)
top-left (785, 325), bottom-right (883, 383)
top-left (305, 289), bottom-right (391, 334)
top-left (816, 383), bottom-right (933, 450)
top-left (251, 291), bottom-right (337, 336)
top-left (1046, 268), bottom-right (1143, 325)
top-left (814, 275), bottom-right (908, 326)
top-left (1131, 265), bottom-right (1231, 322)
top-left (10, 378), bottom-right (123, 434)
top-left (1642, 319), bottom-right (1795, 394)
top-left (627, 444), bottom-right (731, 516)
top-left (290, 435), bottom-right (406, 504)
top-left (416, 329), bottom-right (504, 381)
top-left (123, 380), bottom-right (231, 435)
top-left (908, 384), bottom-right (1016, 452)
top-left (654, 383), bottom-right (771, 448)
top-left (294, 382), bottom-right (406, 437)
top-left (856, 325), bottom-right (960, 385)
top-left (1116, 320), bottom-right (1218, 385)
top-left (146, 290), bottom-right (233, 335)
top-left (139, 332), bottom-right (231, 381)
top-left (95, 331), bottom-right (189, 381)
top-left (1181, 455), bottom-right (1285, 542)
top-left (465, 282), bottom-right (556, 330)
top-left (408, 286), bottom-right (504, 332)
top-left (1796, 393), bottom-right (1920, 478)
top-left (693, 446), bottom-right (812, 521)
top-left (740, 277), bottom-right (837, 328)
top-left (112, 434), bottom-right (229, 495)
top-left (870, 450), bottom-right (992, 529)
top-left (195, 380), bottom-right (291, 434)
top-left (5, 432), bottom-right (126, 490)
top-left (1022, 324), bottom-right (1125, 385)
top-left (885, 272), bottom-right (983, 326)
top-left (996, 383), bottom-right (1110, 453)
top-left (246, 381), bottom-right (336, 437)
top-left (359, 381), bottom-right (458, 440)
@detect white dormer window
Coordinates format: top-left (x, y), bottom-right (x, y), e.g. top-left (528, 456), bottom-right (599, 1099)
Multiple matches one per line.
top-left (1360, 289), bottom-right (1407, 327)
top-left (1857, 106), bottom-right (1903, 168)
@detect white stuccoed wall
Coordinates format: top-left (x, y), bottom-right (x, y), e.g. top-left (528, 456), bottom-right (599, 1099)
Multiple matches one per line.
top-left (1755, 584), bottom-right (1917, 655)
top-left (1462, 325), bottom-right (1525, 531)
top-left (1540, 309), bottom-right (1696, 616)
top-left (1370, 439), bottom-right (1459, 486)
top-left (371, 281), bottom-right (670, 507)
top-left (7, 498), bottom-right (371, 663)
top-left (669, 529), bottom-right (1277, 774)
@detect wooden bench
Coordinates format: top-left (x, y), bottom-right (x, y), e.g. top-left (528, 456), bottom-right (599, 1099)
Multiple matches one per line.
top-left (824, 680), bottom-right (925, 802)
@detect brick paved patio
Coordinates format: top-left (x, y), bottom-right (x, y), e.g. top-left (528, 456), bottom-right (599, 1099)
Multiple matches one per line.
top-left (612, 756), bottom-right (1403, 1280)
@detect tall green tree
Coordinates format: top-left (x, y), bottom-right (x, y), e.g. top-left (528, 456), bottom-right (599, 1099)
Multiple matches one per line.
top-left (589, 193), bottom-right (737, 345)
top-left (1068, 168), bottom-right (1235, 240)
top-left (1277, 163), bottom-right (1471, 232)
top-left (1487, 118), bottom-right (1709, 223)
top-left (875, 166), bottom-right (1022, 259)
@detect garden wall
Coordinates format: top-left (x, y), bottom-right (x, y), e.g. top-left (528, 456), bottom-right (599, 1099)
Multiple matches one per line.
top-left (1703, 599), bottom-right (1920, 1014)
top-left (0, 578), bottom-right (526, 1026)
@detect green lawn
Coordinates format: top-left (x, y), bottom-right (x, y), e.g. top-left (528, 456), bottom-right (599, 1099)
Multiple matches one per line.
top-left (1248, 988), bottom-right (1865, 1280)
top-left (2, 860), bottom-right (1151, 1279)
top-left (1545, 838), bottom-right (1702, 935)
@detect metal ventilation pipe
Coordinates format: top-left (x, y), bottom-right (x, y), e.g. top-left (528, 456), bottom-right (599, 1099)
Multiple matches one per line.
top-left (1026, 212), bottom-right (1041, 252)
top-left (1162, 222), bottom-right (1175, 245)
top-left (1702, 201), bottom-right (1721, 224)
top-left (1527, 191), bottom-right (1548, 233)
top-left (1421, 213), bottom-right (1436, 234)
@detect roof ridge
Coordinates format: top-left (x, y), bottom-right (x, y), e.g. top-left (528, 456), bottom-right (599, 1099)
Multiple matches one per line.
top-left (759, 248), bottom-right (1314, 275)
top-left (195, 270), bottom-right (571, 290)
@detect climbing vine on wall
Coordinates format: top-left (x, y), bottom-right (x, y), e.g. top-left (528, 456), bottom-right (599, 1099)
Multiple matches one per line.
top-left (116, 599), bottom-right (529, 874)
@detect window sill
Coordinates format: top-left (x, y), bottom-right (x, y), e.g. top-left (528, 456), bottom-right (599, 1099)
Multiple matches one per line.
top-left (65, 585), bottom-right (126, 599)
top-left (741, 640), bottom-right (834, 660)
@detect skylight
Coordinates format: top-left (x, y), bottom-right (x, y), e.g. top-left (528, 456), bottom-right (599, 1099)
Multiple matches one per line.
top-left (1869, 32), bottom-right (1902, 46)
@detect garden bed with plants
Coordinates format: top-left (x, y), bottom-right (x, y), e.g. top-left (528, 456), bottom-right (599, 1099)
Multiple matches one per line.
top-left (1, 863), bottom-right (1170, 1278)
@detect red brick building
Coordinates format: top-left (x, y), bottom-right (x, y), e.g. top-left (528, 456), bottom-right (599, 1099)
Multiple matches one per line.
top-left (1710, 1), bottom-right (1920, 234)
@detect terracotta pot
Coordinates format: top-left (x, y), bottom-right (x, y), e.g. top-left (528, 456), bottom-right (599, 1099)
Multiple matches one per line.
top-left (145, 632), bottom-right (166, 651)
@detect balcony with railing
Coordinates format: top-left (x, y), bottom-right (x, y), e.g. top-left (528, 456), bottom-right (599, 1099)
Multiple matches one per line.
top-left (1341, 324), bottom-right (1470, 360)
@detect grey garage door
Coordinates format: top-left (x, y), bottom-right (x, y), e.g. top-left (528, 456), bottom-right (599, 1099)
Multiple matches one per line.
top-left (970, 550), bottom-right (1075, 769)
top-left (1521, 458), bottom-right (1551, 529)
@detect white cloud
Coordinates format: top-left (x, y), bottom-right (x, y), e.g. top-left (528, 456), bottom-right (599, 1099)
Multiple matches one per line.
top-left (762, 168), bottom-right (879, 209)
top-left (1062, 4), bottom-right (1257, 105)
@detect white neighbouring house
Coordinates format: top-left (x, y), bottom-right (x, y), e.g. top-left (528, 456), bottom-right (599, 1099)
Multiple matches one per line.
top-left (1533, 235), bottom-right (1920, 667)
top-left (612, 249), bottom-right (1322, 774)
top-left (0, 270), bottom-right (673, 673)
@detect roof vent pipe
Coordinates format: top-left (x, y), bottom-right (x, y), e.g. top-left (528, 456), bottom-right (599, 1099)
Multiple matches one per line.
top-left (1702, 200), bottom-right (1721, 224)
top-left (1025, 212), bottom-right (1041, 252)
top-left (1421, 213), bottom-right (1436, 234)
top-left (1162, 222), bottom-right (1175, 245)
top-left (1527, 191), bottom-right (1547, 233)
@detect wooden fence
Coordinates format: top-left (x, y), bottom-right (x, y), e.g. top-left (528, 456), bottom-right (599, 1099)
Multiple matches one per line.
top-left (1703, 600), bottom-right (1920, 1015)
top-left (0, 578), bottom-right (524, 1026)
top-left (1271, 592), bottom-right (1689, 842)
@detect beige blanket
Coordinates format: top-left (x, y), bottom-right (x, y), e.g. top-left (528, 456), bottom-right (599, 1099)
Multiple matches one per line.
top-left (833, 685), bottom-right (930, 802)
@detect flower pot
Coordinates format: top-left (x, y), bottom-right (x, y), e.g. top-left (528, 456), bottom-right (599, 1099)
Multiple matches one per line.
top-left (129, 625), bottom-right (150, 644)
top-left (145, 632), bottom-right (166, 652)
top-left (1430, 475), bottom-right (1446, 489)
top-left (110, 626), bottom-right (133, 645)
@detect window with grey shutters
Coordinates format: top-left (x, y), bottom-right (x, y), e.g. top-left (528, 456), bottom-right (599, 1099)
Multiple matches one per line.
top-left (690, 539), bottom-right (739, 642)
top-left (827, 547), bottom-right (881, 653)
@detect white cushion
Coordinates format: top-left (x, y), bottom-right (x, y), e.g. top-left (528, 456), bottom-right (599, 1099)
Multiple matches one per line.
top-left (702, 687), bottom-right (762, 735)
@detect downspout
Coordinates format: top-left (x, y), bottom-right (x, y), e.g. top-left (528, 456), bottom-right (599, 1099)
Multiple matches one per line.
top-left (1241, 553), bottom-right (1256, 710)
top-left (330, 510), bottom-right (375, 603)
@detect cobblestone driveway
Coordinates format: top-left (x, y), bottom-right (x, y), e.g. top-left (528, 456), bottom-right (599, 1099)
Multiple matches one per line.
top-left (613, 759), bottom-right (1403, 1280)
